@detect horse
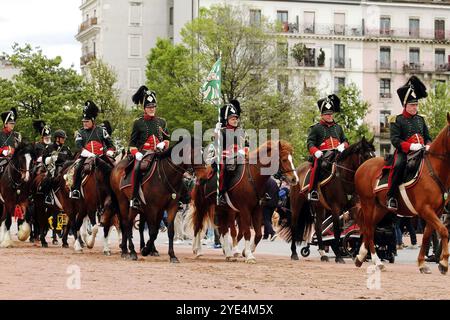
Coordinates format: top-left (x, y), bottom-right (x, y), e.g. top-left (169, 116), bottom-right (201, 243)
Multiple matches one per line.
top-left (110, 137), bottom-right (208, 262)
top-left (282, 137), bottom-right (375, 263)
top-left (51, 155), bottom-right (119, 255)
top-left (191, 140), bottom-right (299, 263)
top-left (0, 142), bottom-right (36, 247)
top-left (354, 113), bottom-right (450, 274)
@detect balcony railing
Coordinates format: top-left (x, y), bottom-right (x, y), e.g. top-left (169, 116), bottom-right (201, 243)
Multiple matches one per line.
top-left (403, 62), bottom-right (423, 73)
top-left (435, 63), bottom-right (450, 72)
top-left (78, 17), bottom-right (98, 34)
top-left (80, 52), bottom-right (96, 66)
top-left (365, 27), bottom-right (449, 41)
top-left (380, 92), bottom-right (392, 99)
top-left (332, 58), bottom-right (351, 69)
top-left (278, 22), bottom-right (363, 37)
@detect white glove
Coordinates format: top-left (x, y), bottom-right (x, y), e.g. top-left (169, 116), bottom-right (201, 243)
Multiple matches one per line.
top-left (237, 149), bottom-right (246, 156)
top-left (156, 142), bottom-right (166, 151)
top-left (314, 150), bottom-right (323, 158)
top-left (135, 152), bottom-right (143, 161)
top-left (45, 157), bottom-right (52, 165)
top-left (409, 143), bottom-right (423, 151)
top-left (337, 143), bottom-right (346, 153)
top-left (2, 150), bottom-right (9, 156)
top-left (37, 156), bottom-right (43, 163)
top-left (425, 144), bottom-right (430, 151)
top-left (81, 149), bottom-right (95, 158)
top-left (214, 122), bottom-right (222, 133)
top-left (51, 155), bottom-right (58, 162)
top-left (106, 150), bottom-right (114, 157)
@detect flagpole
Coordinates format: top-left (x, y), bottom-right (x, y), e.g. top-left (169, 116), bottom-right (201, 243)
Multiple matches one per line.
top-left (216, 54), bottom-right (222, 206)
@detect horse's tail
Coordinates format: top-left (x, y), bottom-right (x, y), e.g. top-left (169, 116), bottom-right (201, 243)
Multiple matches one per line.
top-left (278, 201), bottom-right (314, 245)
top-left (189, 183), bottom-right (210, 236)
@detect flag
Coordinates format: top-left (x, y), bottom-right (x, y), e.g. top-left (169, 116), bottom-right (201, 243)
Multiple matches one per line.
top-left (202, 58), bottom-right (221, 106)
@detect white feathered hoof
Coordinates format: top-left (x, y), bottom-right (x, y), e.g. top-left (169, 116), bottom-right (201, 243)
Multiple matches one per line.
top-left (0, 240), bottom-right (14, 248)
top-left (74, 240), bottom-right (83, 253)
top-left (245, 257), bottom-right (256, 264)
top-left (17, 222), bottom-right (31, 242)
top-left (225, 256), bottom-right (237, 262)
top-left (103, 250), bottom-right (111, 256)
top-left (86, 225), bottom-right (99, 249)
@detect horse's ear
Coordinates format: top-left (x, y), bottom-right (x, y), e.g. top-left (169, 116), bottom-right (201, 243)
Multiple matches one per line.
top-left (447, 112), bottom-right (450, 124)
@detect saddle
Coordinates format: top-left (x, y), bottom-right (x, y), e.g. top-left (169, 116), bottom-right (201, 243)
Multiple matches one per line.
top-left (201, 163), bottom-right (246, 199)
top-left (374, 150), bottom-right (424, 192)
top-left (301, 151), bottom-right (337, 192)
top-left (119, 153), bottom-right (157, 190)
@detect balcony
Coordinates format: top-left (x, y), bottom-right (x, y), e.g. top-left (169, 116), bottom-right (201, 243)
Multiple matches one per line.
top-left (365, 27), bottom-right (450, 42)
top-left (277, 22), bottom-right (362, 37)
top-left (80, 52), bottom-right (96, 66)
top-left (380, 93), bottom-right (392, 99)
top-left (435, 63), bottom-right (450, 73)
top-left (332, 58), bottom-right (351, 69)
top-left (403, 62), bottom-right (423, 73)
top-left (78, 17), bottom-right (98, 34)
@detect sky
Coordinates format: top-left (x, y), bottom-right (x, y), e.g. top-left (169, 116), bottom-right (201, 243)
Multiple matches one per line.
top-left (0, 0), bottom-right (81, 71)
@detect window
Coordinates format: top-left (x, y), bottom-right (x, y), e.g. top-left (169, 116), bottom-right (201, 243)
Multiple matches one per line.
top-left (129, 35), bottom-right (142, 57)
top-left (380, 47), bottom-right (391, 69)
top-left (334, 77), bottom-right (345, 94)
top-left (277, 10), bottom-right (288, 32)
top-left (435, 49), bottom-right (446, 70)
top-left (277, 42), bottom-right (288, 67)
top-left (379, 110), bottom-right (391, 134)
top-left (169, 7), bottom-right (173, 26)
top-left (334, 13), bottom-right (345, 35)
top-left (130, 2), bottom-right (142, 26)
top-left (334, 44), bottom-right (345, 68)
top-left (128, 68), bottom-right (141, 90)
top-left (380, 79), bottom-right (391, 98)
top-left (250, 9), bottom-right (261, 26)
top-left (409, 48), bottom-right (420, 65)
top-left (435, 19), bottom-right (445, 40)
top-left (277, 74), bottom-right (288, 94)
top-left (304, 11), bottom-right (315, 33)
top-left (380, 17), bottom-right (391, 35)
top-left (304, 48), bottom-right (315, 67)
top-left (92, 40), bottom-right (96, 56)
top-left (409, 18), bottom-right (419, 38)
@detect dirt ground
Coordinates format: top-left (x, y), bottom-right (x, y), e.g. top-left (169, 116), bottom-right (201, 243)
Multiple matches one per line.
top-left (1, 235), bottom-right (450, 300)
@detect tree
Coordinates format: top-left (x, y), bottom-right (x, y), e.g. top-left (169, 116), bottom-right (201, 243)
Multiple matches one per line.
top-left (420, 81), bottom-right (450, 139)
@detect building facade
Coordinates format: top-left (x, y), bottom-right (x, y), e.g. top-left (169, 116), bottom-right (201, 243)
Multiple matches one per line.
top-left (0, 56), bottom-right (19, 80)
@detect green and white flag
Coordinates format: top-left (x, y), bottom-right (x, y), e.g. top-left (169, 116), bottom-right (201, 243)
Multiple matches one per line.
top-left (202, 58), bottom-right (221, 106)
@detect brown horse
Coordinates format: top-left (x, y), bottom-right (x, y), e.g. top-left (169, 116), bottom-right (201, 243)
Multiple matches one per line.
top-left (110, 137), bottom-right (208, 262)
top-left (285, 137), bottom-right (375, 262)
top-left (0, 143), bottom-right (35, 247)
top-left (191, 140), bottom-right (299, 263)
top-left (354, 113), bottom-right (450, 274)
top-left (51, 156), bottom-right (118, 255)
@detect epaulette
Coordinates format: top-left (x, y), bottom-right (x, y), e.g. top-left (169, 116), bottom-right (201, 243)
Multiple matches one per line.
top-left (388, 115), bottom-right (398, 124)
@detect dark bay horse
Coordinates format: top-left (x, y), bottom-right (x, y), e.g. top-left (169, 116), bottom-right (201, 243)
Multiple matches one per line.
top-left (0, 143), bottom-right (35, 247)
top-left (110, 138), bottom-right (208, 262)
top-left (191, 140), bottom-right (299, 263)
top-left (284, 137), bottom-right (375, 262)
top-left (354, 114), bottom-right (450, 274)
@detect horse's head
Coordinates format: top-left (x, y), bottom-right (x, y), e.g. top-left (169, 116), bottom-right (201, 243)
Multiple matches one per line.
top-left (429, 112), bottom-right (450, 157)
top-left (338, 136), bottom-right (376, 170)
top-left (271, 140), bottom-right (299, 186)
top-left (11, 142), bottom-right (36, 183)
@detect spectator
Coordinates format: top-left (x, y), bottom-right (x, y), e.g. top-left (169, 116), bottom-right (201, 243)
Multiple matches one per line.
top-left (262, 177), bottom-right (279, 241)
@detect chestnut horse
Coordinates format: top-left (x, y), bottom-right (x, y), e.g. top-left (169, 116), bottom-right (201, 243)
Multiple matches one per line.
top-left (110, 137), bottom-right (208, 262)
top-left (191, 140), bottom-right (299, 263)
top-left (285, 137), bottom-right (375, 263)
top-left (0, 143), bottom-right (35, 247)
top-left (354, 113), bottom-right (450, 274)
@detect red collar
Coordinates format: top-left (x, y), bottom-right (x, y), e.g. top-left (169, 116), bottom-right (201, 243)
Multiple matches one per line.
top-left (2, 127), bottom-right (11, 134)
top-left (226, 124), bottom-right (237, 130)
top-left (319, 120), bottom-right (335, 127)
top-left (402, 109), bottom-right (416, 119)
top-left (144, 114), bottom-right (155, 121)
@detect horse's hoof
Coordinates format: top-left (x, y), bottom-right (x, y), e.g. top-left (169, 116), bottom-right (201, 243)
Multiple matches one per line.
top-left (438, 263), bottom-right (448, 275)
top-left (354, 257), bottom-right (363, 268)
top-left (121, 252), bottom-right (129, 259)
top-left (376, 264), bottom-right (386, 272)
top-left (226, 256), bottom-right (237, 262)
top-left (52, 240), bottom-right (58, 245)
top-left (170, 257), bottom-right (180, 263)
top-left (245, 258), bottom-right (256, 264)
top-left (130, 252), bottom-right (138, 261)
top-left (233, 252), bottom-right (241, 258)
top-left (320, 256), bottom-right (329, 262)
top-left (62, 243), bottom-right (69, 248)
top-left (195, 253), bottom-right (203, 259)
top-left (74, 249), bottom-right (83, 253)
top-left (42, 242), bottom-right (48, 248)
top-left (419, 266), bottom-right (432, 274)
top-left (335, 257), bottom-right (345, 264)
top-left (150, 251), bottom-right (160, 257)
top-left (103, 250), bottom-right (111, 256)
top-left (141, 247), bottom-right (149, 257)
top-left (0, 241), bottom-right (13, 248)
top-left (242, 250), bottom-right (246, 258)
top-left (291, 254), bottom-right (299, 261)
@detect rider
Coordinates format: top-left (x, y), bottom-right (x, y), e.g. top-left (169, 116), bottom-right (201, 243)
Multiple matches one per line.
top-left (0, 107), bottom-right (21, 162)
top-left (387, 76), bottom-right (431, 211)
top-left (32, 119), bottom-right (52, 164)
top-left (215, 99), bottom-right (246, 206)
top-left (70, 100), bottom-right (115, 199)
top-left (129, 85), bottom-right (169, 210)
top-left (41, 129), bottom-right (73, 204)
top-left (307, 94), bottom-right (348, 201)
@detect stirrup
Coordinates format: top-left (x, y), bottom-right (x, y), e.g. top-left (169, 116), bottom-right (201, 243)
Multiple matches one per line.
top-left (387, 197), bottom-right (398, 210)
top-left (217, 194), bottom-right (227, 206)
top-left (308, 190), bottom-right (319, 201)
top-left (130, 197), bottom-right (141, 209)
top-left (44, 194), bottom-right (54, 205)
top-left (70, 190), bottom-right (81, 199)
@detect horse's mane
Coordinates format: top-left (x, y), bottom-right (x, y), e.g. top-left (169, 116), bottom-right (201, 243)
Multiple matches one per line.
top-left (13, 142), bottom-right (36, 160)
top-left (338, 138), bottom-right (373, 162)
top-left (155, 137), bottom-right (198, 160)
top-left (249, 140), bottom-right (293, 160)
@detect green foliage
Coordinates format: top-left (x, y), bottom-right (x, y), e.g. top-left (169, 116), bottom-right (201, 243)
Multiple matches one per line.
top-left (291, 43), bottom-right (306, 66)
top-left (420, 81), bottom-right (450, 139)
